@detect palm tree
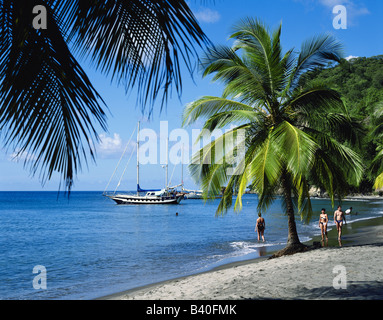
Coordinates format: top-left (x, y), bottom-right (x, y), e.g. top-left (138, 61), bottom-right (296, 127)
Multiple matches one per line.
top-left (0, 0), bottom-right (209, 191)
top-left (183, 18), bottom-right (363, 256)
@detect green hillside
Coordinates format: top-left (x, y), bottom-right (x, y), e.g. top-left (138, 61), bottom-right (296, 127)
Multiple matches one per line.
top-left (301, 55), bottom-right (383, 194)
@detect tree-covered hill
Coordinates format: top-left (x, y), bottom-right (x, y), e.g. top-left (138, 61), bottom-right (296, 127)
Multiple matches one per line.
top-left (302, 55), bottom-right (383, 118)
top-left (301, 55), bottom-right (383, 194)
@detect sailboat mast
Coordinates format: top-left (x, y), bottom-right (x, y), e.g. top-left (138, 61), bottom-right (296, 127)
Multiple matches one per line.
top-left (137, 121), bottom-right (140, 196)
top-left (181, 144), bottom-right (184, 186)
top-left (165, 137), bottom-right (169, 190)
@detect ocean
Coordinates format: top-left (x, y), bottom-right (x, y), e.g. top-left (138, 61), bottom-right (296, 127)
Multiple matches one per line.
top-left (1, 191), bottom-right (382, 300)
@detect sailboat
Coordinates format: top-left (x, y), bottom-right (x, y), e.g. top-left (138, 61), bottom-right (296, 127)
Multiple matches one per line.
top-left (104, 122), bottom-right (183, 205)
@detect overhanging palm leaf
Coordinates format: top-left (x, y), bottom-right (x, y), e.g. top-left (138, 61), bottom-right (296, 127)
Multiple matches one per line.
top-left (0, 0), bottom-right (107, 190)
top-left (61, 0), bottom-right (210, 111)
top-left (0, 0), bottom-right (209, 190)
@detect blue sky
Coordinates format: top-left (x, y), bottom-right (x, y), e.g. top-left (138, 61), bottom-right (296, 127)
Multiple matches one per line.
top-left (1, 0), bottom-right (382, 191)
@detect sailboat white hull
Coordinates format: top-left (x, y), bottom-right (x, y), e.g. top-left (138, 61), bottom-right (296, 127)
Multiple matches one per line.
top-left (106, 193), bottom-right (183, 205)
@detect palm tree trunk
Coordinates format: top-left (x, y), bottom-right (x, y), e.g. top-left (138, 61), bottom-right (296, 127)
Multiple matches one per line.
top-left (281, 172), bottom-right (301, 246)
top-left (272, 170), bottom-right (307, 258)
top-left (283, 177), bottom-right (301, 246)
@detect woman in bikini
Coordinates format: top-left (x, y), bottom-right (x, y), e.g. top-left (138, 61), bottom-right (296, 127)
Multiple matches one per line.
top-left (334, 205), bottom-right (346, 241)
top-left (318, 208), bottom-right (328, 243)
top-left (255, 212), bottom-right (265, 242)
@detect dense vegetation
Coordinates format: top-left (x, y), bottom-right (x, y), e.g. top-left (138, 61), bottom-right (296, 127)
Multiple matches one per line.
top-left (300, 55), bottom-right (383, 194)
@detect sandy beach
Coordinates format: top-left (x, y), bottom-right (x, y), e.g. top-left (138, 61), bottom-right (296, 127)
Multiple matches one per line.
top-left (103, 217), bottom-right (383, 300)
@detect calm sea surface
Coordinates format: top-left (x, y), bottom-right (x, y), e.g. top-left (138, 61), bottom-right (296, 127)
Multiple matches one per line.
top-left (1, 191), bottom-right (382, 300)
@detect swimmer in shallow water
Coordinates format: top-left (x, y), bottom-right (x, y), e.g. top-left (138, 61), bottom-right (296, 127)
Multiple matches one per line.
top-left (255, 212), bottom-right (265, 242)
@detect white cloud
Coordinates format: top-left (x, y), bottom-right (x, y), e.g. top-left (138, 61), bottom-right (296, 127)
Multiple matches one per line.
top-left (97, 133), bottom-right (134, 158)
top-left (345, 55), bottom-right (359, 60)
top-left (193, 7), bottom-right (221, 24)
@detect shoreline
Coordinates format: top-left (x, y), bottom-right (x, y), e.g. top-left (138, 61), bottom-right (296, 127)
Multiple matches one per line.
top-left (99, 216), bottom-right (383, 300)
top-left (244, 191), bottom-right (383, 200)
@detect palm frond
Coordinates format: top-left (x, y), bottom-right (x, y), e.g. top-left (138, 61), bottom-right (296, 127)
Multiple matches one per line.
top-left (288, 33), bottom-right (344, 91)
top-left (369, 103), bottom-right (383, 139)
top-left (248, 129), bottom-right (282, 194)
top-left (201, 45), bottom-right (270, 106)
top-left (288, 81), bottom-right (344, 114)
top-left (62, 0), bottom-right (210, 113)
top-left (201, 109), bottom-right (262, 132)
top-left (272, 121), bottom-right (318, 177)
top-left (215, 174), bottom-right (238, 215)
top-left (370, 148), bottom-right (383, 190)
top-left (230, 17), bottom-right (286, 102)
top-left (288, 83), bottom-right (364, 149)
top-left (316, 134), bottom-right (364, 186)
top-left (373, 172), bottom-right (383, 190)
top-left (296, 175), bottom-right (313, 222)
top-left (306, 129), bottom-right (364, 207)
top-left (189, 124), bottom-right (248, 168)
top-left (0, 0), bottom-right (107, 191)
top-left (188, 124), bottom-right (249, 214)
top-left (182, 96), bottom-right (256, 127)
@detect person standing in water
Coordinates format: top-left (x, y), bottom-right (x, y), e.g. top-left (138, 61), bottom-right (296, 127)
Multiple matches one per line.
top-left (334, 206), bottom-right (346, 241)
top-left (255, 212), bottom-right (265, 242)
top-left (318, 208), bottom-right (328, 244)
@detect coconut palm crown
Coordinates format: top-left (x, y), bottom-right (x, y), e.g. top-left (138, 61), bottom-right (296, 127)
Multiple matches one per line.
top-left (183, 18), bottom-right (363, 255)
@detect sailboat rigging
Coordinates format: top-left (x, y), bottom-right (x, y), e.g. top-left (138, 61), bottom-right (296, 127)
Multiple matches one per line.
top-left (104, 122), bottom-right (183, 205)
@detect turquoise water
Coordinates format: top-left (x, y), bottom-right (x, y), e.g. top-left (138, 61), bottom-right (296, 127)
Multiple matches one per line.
top-left (1, 191), bottom-right (382, 300)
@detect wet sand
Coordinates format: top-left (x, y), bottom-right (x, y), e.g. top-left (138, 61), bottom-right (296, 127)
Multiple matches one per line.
top-left (101, 217), bottom-right (383, 300)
